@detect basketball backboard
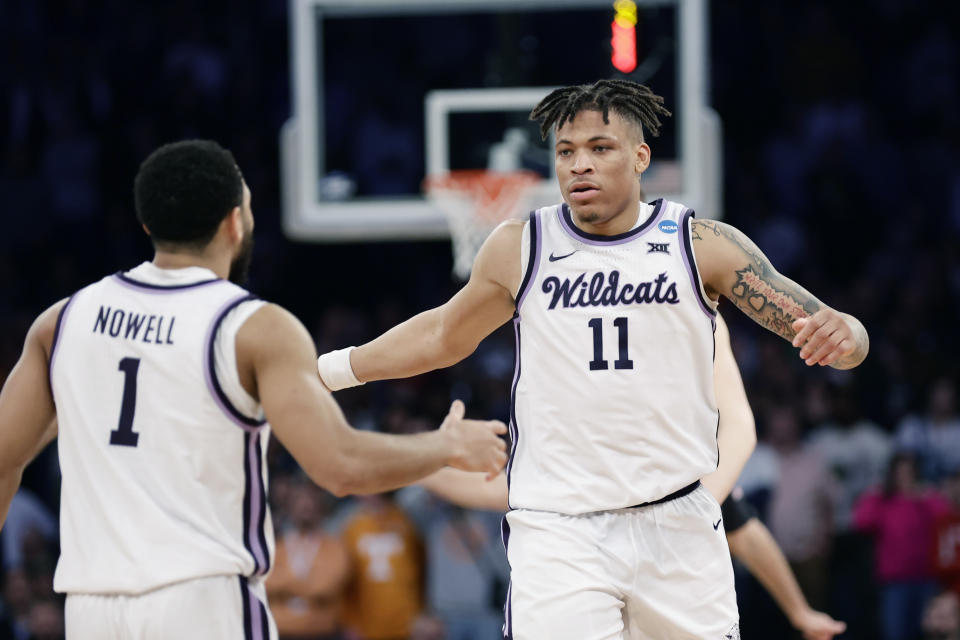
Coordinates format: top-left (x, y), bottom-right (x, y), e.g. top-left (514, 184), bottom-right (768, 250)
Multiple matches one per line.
top-left (282, 0), bottom-right (720, 241)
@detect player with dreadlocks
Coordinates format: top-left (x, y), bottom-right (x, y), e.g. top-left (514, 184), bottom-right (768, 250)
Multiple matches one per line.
top-left (530, 79), bottom-right (671, 141)
top-left (318, 79), bottom-right (869, 639)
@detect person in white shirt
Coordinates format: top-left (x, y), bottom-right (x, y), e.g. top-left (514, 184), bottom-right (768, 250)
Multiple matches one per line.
top-left (0, 139), bottom-right (507, 640)
top-left (319, 80), bottom-right (869, 639)
top-left (413, 314), bottom-right (847, 640)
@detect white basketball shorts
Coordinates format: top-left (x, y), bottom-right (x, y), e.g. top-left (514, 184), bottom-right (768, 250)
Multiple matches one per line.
top-left (65, 574), bottom-right (277, 640)
top-left (502, 484), bottom-right (739, 640)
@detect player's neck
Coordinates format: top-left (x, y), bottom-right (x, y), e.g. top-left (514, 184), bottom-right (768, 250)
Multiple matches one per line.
top-left (573, 202), bottom-right (641, 237)
top-left (152, 250), bottom-right (230, 280)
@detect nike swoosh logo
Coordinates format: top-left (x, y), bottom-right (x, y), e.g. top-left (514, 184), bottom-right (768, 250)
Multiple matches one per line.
top-left (713, 518), bottom-right (722, 530)
top-left (548, 250), bottom-right (577, 262)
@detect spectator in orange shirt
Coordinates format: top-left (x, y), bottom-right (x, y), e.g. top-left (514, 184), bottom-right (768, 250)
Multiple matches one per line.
top-left (341, 493), bottom-right (425, 640)
top-left (267, 476), bottom-right (350, 640)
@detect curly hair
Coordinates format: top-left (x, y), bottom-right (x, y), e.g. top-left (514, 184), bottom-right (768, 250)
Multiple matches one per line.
top-left (134, 139), bottom-right (243, 249)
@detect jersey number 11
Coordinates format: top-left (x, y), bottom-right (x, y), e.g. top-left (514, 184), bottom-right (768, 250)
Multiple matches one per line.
top-left (588, 317), bottom-right (634, 371)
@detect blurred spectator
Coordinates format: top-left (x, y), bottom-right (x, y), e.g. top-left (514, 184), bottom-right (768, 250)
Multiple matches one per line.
top-left (897, 378), bottom-right (960, 483)
top-left (341, 494), bottom-right (424, 640)
top-left (400, 487), bottom-right (508, 640)
top-left (934, 470), bottom-right (960, 598)
top-left (764, 405), bottom-right (836, 612)
top-left (810, 383), bottom-right (890, 633)
top-left (1, 490), bottom-right (57, 573)
top-left (854, 453), bottom-right (951, 640)
top-left (1, 569), bottom-right (33, 640)
top-left (267, 472), bottom-right (299, 533)
top-left (923, 590), bottom-right (960, 640)
top-left (810, 384), bottom-right (891, 532)
top-left (1, 0), bottom-right (960, 634)
top-left (408, 614), bottom-right (445, 640)
top-left (267, 477), bottom-right (350, 640)
top-left (425, 507), bottom-right (506, 640)
top-left (25, 598), bottom-right (63, 640)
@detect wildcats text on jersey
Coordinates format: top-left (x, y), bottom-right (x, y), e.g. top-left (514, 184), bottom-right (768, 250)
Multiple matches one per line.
top-left (92, 305), bottom-right (175, 345)
top-left (507, 200), bottom-right (719, 514)
top-left (541, 270), bottom-right (680, 310)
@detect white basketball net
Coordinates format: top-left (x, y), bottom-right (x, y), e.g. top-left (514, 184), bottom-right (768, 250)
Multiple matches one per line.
top-left (425, 170), bottom-right (540, 280)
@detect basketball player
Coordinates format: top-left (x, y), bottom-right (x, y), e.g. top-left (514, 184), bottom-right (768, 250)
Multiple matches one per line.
top-left (0, 140), bottom-right (508, 639)
top-left (317, 80), bottom-right (869, 639)
top-left (412, 313), bottom-right (847, 640)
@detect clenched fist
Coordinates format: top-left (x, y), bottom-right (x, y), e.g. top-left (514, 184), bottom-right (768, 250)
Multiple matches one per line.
top-left (792, 309), bottom-right (868, 370)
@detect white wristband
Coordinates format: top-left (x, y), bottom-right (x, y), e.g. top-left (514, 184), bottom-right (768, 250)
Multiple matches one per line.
top-left (317, 347), bottom-right (364, 391)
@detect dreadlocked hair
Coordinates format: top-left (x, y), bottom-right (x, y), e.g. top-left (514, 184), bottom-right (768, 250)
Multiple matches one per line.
top-left (529, 79), bottom-right (672, 141)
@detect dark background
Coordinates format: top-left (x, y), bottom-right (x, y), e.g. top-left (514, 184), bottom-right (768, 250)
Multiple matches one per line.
top-left (1, 1), bottom-right (958, 638)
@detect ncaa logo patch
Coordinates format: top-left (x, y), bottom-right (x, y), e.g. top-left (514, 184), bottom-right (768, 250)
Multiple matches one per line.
top-left (658, 220), bottom-right (678, 234)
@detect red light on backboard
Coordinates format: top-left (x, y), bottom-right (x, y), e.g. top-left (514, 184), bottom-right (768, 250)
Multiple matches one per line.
top-left (611, 0), bottom-right (637, 73)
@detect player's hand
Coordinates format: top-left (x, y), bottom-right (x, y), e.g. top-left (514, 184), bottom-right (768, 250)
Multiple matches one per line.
top-left (791, 309), bottom-right (857, 367)
top-left (439, 400), bottom-right (508, 475)
top-left (790, 607), bottom-right (847, 640)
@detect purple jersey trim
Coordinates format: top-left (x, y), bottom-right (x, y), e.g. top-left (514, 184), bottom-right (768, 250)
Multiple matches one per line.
top-left (515, 211), bottom-right (542, 311)
top-left (203, 293), bottom-right (266, 430)
top-left (679, 209), bottom-right (717, 320)
top-left (239, 576), bottom-right (268, 640)
top-left (714, 404), bottom-right (721, 470)
top-left (243, 431), bottom-right (270, 575)
top-left (113, 271), bottom-right (221, 292)
top-left (257, 595), bottom-right (270, 640)
top-left (252, 432), bottom-right (271, 575)
top-left (48, 295), bottom-right (77, 392)
top-left (558, 199), bottom-right (664, 246)
top-left (239, 576), bottom-right (253, 639)
top-left (505, 317), bottom-right (522, 510)
top-left (500, 516), bottom-right (513, 639)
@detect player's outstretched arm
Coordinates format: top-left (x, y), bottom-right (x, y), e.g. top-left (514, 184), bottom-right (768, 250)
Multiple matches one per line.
top-left (319, 221), bottom-right (523, 389)
top-left (701, 314), bottom-right (756, 503)
top-left (239, 304), bottom-right (507, 496)
top-left (727, 518), bottom-right (847, 640)
top-left (0, 302), bottom-right (64, 530)
top-left (417, 468), bottom-right (509, 512)
top-left (691, 219), bottom-right (868, 370)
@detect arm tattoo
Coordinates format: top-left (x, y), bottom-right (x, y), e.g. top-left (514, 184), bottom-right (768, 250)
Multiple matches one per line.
top-left (690, 218), bottom-right (720, 243)
top-left (692, 220), bottom-right (821, 342)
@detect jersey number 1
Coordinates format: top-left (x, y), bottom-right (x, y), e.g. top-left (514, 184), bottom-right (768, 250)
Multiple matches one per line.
top-left (110, 357), bottom-right (141, 447)
top-left (588, 317), bottom-right (634, 370)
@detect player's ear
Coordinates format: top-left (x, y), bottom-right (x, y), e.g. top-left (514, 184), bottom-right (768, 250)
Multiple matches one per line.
top-left (634, 142), bottom-right (651, 175)
top-left (224, 206), bottom-right (244, 244)
top-left (141, 224), bottom-right (152, 237)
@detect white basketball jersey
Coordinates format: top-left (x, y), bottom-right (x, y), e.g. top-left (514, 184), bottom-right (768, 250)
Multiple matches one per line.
top-left (49, 262), bottom-right (274, 595)
top-left (507, 200), bottom-right (720, 515)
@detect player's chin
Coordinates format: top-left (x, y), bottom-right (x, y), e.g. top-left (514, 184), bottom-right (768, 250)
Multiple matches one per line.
top-left (567, 200), bottom-right (603, 224)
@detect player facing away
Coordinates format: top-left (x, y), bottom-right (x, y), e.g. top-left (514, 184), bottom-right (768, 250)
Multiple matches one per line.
top-left (0, 140), bottom-right (507, 640)
top-left (318, 80), bottom-right (869, 639)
